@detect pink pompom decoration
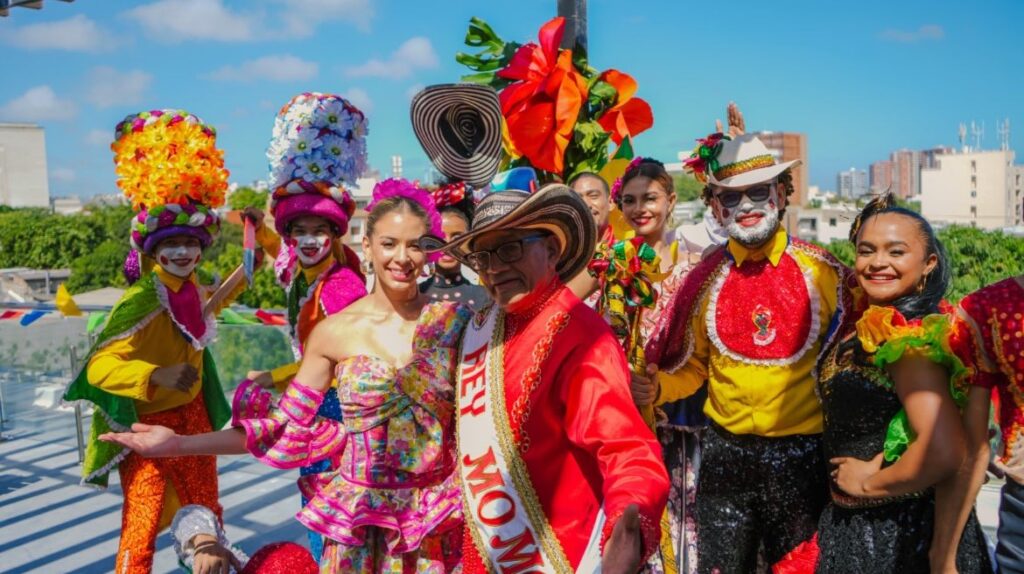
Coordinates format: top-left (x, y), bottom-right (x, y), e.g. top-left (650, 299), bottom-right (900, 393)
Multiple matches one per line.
top-left (368, 178), bottom-right (445, 253)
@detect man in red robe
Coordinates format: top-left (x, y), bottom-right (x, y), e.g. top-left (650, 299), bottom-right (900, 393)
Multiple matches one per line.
top-left (422, 182), bottom-right (670, 573)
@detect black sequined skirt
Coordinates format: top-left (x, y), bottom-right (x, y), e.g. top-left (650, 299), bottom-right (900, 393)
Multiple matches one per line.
top-left (816, 497), bottom-right (991, 573)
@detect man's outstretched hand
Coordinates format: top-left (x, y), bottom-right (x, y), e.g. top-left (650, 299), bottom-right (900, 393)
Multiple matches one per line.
top-left (602, 504), bottom-right (643, 574)
top-left (715, 101), bottom-right (746, 137)
top-left (99, 423), bottom-right (181, 458)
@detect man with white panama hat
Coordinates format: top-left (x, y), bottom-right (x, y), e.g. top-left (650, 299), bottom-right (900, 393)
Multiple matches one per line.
top-left (422, 177), bottom-right (670, 574)
top-left (642, 133), bottom-right (850, 573)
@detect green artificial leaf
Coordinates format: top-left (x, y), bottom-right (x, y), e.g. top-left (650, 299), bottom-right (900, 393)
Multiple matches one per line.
top-left (587, 79), bottom-right (618, 115)
top-left (466, 17), bottom-right (503, 48)
top-left (455, 52), bottom-right (505, 72)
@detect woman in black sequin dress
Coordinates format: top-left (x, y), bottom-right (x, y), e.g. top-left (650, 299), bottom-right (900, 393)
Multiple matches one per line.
top-left (814, 195), bottom-right (991, 573)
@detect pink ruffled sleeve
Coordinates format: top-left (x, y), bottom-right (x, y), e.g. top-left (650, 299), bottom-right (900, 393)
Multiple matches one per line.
top-left (231, 379), bottom-right (346, 469)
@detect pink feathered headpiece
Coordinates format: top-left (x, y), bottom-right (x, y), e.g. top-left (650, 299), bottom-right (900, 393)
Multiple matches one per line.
top-left (368, 178), bottom-right (444, 262)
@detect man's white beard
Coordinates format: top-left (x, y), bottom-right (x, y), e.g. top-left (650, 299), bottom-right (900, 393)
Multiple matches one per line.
top-left (725, 204), bottom-right (780, 247)
top-left (294, 234), bottom-right (332, 267)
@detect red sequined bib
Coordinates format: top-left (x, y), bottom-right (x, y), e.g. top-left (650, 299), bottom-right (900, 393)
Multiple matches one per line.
top-left (708, 253), bottom-right (818, 364)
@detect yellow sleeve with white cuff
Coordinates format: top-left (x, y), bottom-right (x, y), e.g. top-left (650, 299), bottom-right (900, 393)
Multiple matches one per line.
top-left (86, 312), bottom-right (205, 416)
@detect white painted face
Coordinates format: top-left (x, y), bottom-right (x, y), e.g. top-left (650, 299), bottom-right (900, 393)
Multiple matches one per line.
top-left (713, 182), bottom-right (781, 247)
top-left (293, 233), bottom-right (332, 266)
top-left (155, 238), bottom-right (202, 278)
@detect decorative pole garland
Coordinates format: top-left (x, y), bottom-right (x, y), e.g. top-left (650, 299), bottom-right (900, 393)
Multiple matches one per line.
top-left (588, 236), bottom-right (668, 428)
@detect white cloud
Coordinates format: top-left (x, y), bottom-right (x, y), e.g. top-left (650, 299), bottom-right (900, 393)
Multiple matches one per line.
top-left (85, 129), bottom-right (111, 146)
top-left (1, 15), bottom-right (113, 53)
top-left (342, 88), bottom-right (373, 114)
top-left (51, 168), bottom-right (76, 183)
top-left (122, 0), bottom-right (372, 43)
top-left (205, 55), bottom-right (319, 83)
top-left (84, 67), bottom-right (153, 108)
top-left (879, 24), bottom-right (945, 43)
top-left (123, 0), bottom-right (260, 42)
top-left (345, 37), bottom-right (438, 80)
top-left (280, 0), bottom-right (374, 35)
top-left (0, 86), bottom-right (78, 122)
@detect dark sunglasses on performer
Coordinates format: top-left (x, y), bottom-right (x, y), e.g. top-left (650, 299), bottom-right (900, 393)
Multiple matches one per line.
top-left (715, 184), bottom-right (773, 209)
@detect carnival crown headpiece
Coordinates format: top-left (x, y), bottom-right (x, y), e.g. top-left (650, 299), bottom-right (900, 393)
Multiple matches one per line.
top-left (112, 110), bottom-right (228, 264)
top-left (684, 133), bottom-right (800, 189)
top-left (268, 92), bottom-right (367, 237)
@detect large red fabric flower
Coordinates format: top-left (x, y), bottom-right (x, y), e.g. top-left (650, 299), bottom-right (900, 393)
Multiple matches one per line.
top-left (496, 17), bottom-right (587, 175)
top-left (596, 70), bottom-right (653, 145)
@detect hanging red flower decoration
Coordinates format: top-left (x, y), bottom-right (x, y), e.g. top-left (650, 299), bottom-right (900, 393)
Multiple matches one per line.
top-left (596, 70), bottom-right (654, 146)
top-left (496, 17), bottom-right (588, 175)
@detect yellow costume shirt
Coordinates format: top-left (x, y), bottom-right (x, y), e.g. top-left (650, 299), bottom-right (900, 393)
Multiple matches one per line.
top-left (86, 266), bottom-right (243, 415)
top-left (656, 227), bottom-right (845, 437)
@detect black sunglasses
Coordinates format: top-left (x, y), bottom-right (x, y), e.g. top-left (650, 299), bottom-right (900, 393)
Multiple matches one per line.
top-left (465, 233), bottom-right (549, 271)
top-left (715, 184), bottom-right (773, 209)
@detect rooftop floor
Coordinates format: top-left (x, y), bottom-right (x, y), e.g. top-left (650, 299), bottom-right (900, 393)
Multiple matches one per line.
top-left (0, 376), bottom-right (306, 574)
top-left (0, 371), bottom-right (1005, 573)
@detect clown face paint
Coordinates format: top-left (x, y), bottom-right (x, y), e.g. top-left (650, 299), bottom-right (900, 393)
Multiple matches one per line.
top-left (293, 233), bottom-right (332, 266)
top-left (714, 182), bottom-right (781, 247)
top-left (156, 239), bottom-right (202, 278)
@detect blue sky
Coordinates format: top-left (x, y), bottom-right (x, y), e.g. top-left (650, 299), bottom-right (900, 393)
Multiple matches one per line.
top-left (1, 0), bottom-right (1021, 199)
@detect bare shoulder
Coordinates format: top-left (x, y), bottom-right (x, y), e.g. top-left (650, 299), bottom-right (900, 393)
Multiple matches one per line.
top-left (306, 300), bottom-right (379, 360)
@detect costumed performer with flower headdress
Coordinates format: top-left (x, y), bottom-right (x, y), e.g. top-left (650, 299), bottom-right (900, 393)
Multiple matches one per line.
top-left (62, 109), bottom-right (245, 574)
top-left (99, 178), bottom-right (470, 572)
top-left (642, 133), bottom-right (850, 573)
top-left (410, 84), bottom-right (500, 312)
top-left (240, 92), bottom-right (370, 561)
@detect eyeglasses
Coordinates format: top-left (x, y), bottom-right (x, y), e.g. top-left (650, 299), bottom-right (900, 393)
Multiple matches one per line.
top-left (715, 184), bottom-right (773, 209)
top-left (464, 234), bottom-right (549, 271)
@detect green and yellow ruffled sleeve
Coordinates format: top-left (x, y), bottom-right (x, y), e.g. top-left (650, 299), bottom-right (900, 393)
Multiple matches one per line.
top-left (855, 305), bottom-right (970, 461)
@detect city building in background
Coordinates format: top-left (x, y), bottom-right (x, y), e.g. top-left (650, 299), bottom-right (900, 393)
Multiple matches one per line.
top-left (0, 123), bottom-right (50, 208)
top-left (751, 131), bottom-right (809, 206)
top-left (869, 160), bottom-right (894, 194)
top-left (795, 203), bottom-right (857, 244)
top-left (50, 196), bottom-right (83, 215)
top-left (921, 147), bottom-right (1023, 230)
top-left (837, 167), bottom-right (868, 199)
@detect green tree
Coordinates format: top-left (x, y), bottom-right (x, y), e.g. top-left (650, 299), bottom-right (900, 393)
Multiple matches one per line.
top-left (228, 186), bottom-right (269, 211)
top-left (820, 225), bottom-right (1024, 303)
top-left (672, 174), bottom-right (704, 202)
top-left (200, 242), bottom-right (286, 309)
top-left (209, 324), bottom-right (294, 391)
top-left (66, 239), bottom-right (129, 293)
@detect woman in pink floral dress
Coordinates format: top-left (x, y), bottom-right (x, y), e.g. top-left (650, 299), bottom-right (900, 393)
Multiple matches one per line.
top-left (101, 180), bottom-right (469, 573)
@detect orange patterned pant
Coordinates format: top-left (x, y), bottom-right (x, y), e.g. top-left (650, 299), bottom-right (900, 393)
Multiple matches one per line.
top-left (115, 393), bottom-right (221, 574)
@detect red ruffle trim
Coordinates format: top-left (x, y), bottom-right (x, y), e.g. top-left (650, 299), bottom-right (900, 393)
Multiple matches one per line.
top-left (771, 533), bottom-right (819, 574)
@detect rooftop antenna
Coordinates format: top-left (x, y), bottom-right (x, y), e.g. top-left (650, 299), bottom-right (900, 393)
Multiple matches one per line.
top-left (958, 123), bottom-right (967, 153)
top-left (997, 118), bottom-right (1011, 151)
top-left (971, 121), bottom-right (984, 151)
